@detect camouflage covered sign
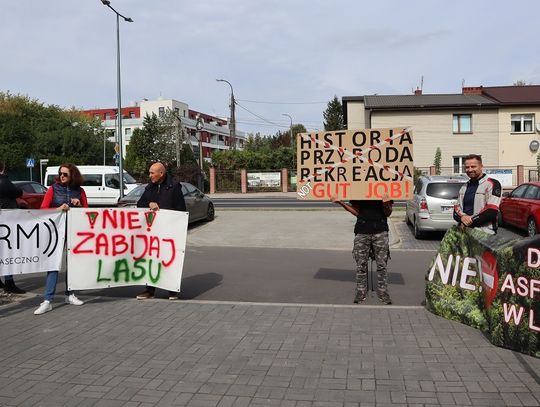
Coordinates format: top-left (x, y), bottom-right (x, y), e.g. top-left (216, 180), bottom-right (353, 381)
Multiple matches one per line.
top-left (426, 226), bottom-right (540, 357)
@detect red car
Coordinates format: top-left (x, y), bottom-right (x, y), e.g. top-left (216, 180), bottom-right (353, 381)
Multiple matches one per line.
top-left (499, 182), bottom-right (540, 236)
top-left (13, 181), bottom-right (48, 209)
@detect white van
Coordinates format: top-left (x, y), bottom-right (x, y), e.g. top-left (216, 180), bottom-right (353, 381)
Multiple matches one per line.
top-left (44, 166), bottom-right (139, 206)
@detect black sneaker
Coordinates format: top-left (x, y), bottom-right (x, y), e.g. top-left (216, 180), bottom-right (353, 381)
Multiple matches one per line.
top-left (354, 291), bottom-right (366, 304)
top-left (4, 281), bottom-right (26, 294)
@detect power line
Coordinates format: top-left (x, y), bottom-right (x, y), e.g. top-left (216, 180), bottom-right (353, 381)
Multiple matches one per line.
top-left (235, 102), bottom-right (284, 128)
top-left (236, 99), bottom-right (327, 105)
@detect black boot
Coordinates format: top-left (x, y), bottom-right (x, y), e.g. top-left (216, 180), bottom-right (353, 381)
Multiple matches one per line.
top-left (0, 278), bottom-right (4, 289)
top-left (4, 280), bottom-right (26, 294)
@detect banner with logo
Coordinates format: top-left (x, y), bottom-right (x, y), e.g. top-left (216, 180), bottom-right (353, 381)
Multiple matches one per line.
top-left (0, 209), bottom-right (66, 276)
top-left (296, 127), bottom-right (414, 200)
top-left (426, 226), bottom-right (540, 357)
top-left (67, 208), bottom-right (188, 292)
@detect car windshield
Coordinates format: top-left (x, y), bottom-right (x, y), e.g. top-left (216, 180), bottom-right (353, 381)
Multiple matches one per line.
top-left (124, 184), bottom-right (146, 200)
top-left (426, 182), bottom-right (464, 199)
top-left (123, 172), bottom-right (137, 184)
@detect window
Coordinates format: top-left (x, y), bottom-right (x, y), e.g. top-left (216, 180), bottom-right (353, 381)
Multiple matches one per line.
top-left (453, 114), bottom-right (472, 133)
top-left (426, 183), bottom-right (464, 199)
top-left (125, 128), bottom-right (131, 136)
top-left (82, 174), bottom-right (103, 187)
top-left (105, 112), bottom-right (111, 120)
top-left (511, 114), bottom-right (534, 133)
top-left (174, 108), bottom-right (180, 116)
top-left (524, 185), bottom-right (539, 200)
top-left (158, 107), bottom-right (165, 117)
top-left (453, 155), bottom-right (479, 174)
top-left (129, 111), bottom-right (135, 118)
top-left (511, 184), bottom-right (529, 198)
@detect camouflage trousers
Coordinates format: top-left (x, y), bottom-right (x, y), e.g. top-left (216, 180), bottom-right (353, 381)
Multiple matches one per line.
top-left (352, 232), bottom-right (389, 295)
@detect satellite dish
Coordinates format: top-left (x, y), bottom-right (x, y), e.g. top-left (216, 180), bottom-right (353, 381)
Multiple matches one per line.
top-left (536, 122), bottom-right (540, 132)
top-left (530, 140), bottom-right (540, 152)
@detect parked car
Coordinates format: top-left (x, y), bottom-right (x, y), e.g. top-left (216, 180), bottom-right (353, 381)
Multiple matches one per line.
top-left (499, 182), bottom-right (540, 237)
top-left (13, 181), bottom-right (48, 209)
top-left (117, 182), bottom-right (215, 223)
top-left (406, 175), bottom-right (468, 238)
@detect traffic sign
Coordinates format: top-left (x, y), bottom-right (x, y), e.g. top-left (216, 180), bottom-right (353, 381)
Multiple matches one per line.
top-left (26, 158), bottom-right (35, 168)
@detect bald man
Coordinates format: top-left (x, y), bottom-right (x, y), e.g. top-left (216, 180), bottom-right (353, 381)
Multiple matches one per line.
top-left (135, 162), bottom-right (187, 300)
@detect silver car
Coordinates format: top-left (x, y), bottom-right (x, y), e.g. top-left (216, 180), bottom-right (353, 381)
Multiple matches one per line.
top-left (117, 182), bottom-right (215, 223)
top-left (406, 175), bottom-right (467, 238)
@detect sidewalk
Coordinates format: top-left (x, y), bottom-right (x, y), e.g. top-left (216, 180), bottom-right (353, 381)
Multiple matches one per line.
top-left (1, 298), bottom-right (539, 406)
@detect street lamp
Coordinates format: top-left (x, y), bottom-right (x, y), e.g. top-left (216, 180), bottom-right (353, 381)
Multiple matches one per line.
top-left (100, 0), bottom-right (133, 198)
top-left (282, 113), bottom-right (293, 146)
top-left (216, 79), bottom-right (236, 150)
top-left (195, 115), bottom-right (205, 191)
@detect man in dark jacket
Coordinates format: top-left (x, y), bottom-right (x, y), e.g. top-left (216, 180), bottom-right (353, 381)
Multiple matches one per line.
top-left (0, 161), bottom-right (26, 293)
top-left (135, 162), bottom-right (187, 300)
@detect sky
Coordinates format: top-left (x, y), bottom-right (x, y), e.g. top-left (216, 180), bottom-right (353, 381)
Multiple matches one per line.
top-left (2, 0), bottom-right (540, 137)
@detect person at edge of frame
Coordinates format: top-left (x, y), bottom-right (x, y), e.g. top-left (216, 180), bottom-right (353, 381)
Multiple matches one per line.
top-left (0, 160), bottom-right (26, 294)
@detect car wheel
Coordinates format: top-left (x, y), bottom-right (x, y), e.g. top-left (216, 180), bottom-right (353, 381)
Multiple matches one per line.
top-left (413, 216), bottom-right (423, 239)
top-left (206, 203), bottom-right (215, 221)
top-left (527, 217), bottom-right (537, 237)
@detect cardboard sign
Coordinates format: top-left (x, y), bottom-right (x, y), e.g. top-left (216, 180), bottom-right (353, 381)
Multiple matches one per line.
top-left (296, 127), bottom-right (413, 200)
top-left (0, 210), bottom-right (66, 276)
top-left (67, 208), bottom-right (188, 292)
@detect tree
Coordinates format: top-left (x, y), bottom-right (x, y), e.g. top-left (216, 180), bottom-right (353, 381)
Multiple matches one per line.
top-left (0, 92), bottom-right (106, 179)
top-left (323, 96), bottom-right (344, 131)
top-left (513, 80), bottom-right (530, 86)
top-left (124, 111), bottom-right (197, 181)
top-left (434, 147), bottom-right (442, 175)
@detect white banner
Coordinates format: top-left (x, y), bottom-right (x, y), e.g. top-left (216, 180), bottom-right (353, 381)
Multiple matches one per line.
top-left (0, 209), bottom-right (66, 276)
top-left (67, 208), bottom-right (188, 292)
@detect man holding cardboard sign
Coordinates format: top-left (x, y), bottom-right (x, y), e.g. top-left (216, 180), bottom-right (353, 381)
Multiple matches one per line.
top-left (332, 194), bottom-right (393, 304)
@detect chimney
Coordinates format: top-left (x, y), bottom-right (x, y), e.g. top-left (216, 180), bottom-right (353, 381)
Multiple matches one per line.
top-left (463, 86), bottom-right (483, 95)
top-left (414, 88), bottom-right (422, 95)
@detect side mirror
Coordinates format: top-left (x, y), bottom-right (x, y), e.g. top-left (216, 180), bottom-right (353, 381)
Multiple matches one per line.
top-left (502, 192), bottom-right (510, 198)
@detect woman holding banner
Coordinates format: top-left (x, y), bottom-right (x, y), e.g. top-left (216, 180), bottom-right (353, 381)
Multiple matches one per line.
top-left (34, 163), bottom-right (88, 315)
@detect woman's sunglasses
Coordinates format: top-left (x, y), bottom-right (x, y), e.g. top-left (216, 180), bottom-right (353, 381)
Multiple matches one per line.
top-left (59, 172), bottom-right (70, 177)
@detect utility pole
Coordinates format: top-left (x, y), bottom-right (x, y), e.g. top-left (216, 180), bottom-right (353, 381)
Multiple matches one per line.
top-left (195, 115), bottom-right (205, 191)
top-left (216, 79), bottom-right (236, 150)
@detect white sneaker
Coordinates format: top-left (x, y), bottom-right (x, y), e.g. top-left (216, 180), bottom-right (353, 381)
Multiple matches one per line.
top-left (34, 301), bottom-right (52, 315)
top-left (65, 294), bottom-right (84, 306)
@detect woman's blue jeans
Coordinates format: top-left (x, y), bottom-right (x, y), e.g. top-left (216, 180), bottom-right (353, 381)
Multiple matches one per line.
top-left (44, 271), bottom-right (70, 301)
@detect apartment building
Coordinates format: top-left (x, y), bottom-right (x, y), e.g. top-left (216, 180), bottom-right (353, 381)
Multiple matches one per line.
top-left (83, 98), bottom-right (246, 161)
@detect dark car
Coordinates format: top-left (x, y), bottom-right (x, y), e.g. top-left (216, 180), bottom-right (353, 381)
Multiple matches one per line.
top-left (499, 182), bottom-right (540, 236)
top-left (117, 182), bottom-right (215, 223)
top-left (13, 181), bottom-right (48, 209)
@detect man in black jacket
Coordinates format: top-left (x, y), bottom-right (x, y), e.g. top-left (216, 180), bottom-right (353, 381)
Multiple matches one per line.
top-left (0, 161), bottom-right (26, 293)
top-left (135, 162), bottom-right (187, 300)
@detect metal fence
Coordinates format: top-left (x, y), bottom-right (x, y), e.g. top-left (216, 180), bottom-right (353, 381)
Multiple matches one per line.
top-left (215, 170), bottom-right (242, 193)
